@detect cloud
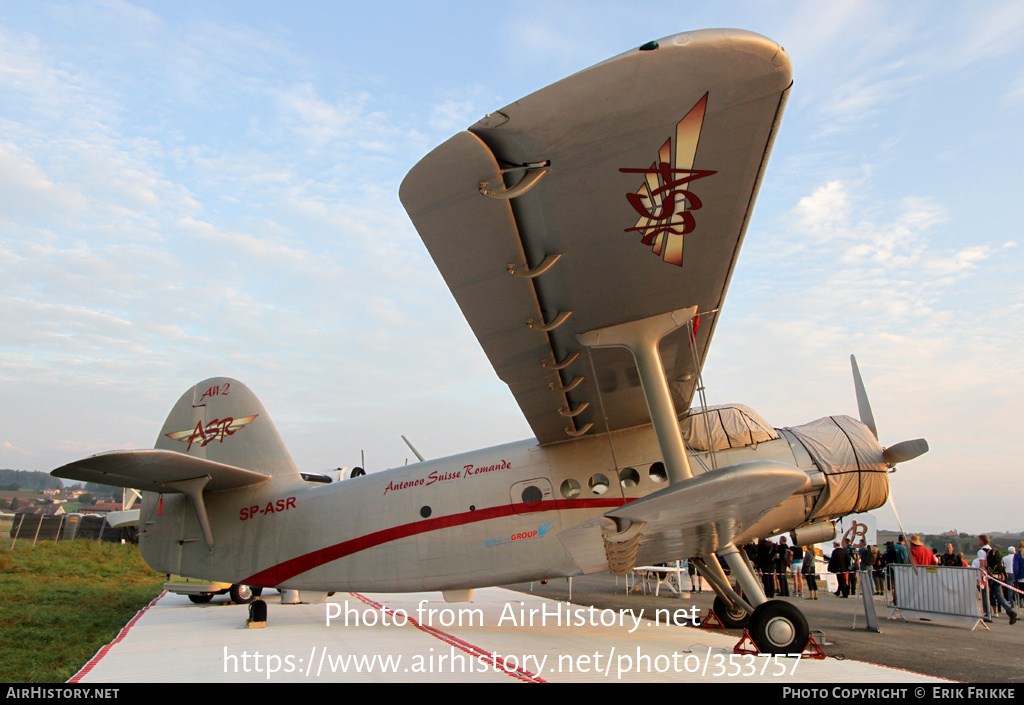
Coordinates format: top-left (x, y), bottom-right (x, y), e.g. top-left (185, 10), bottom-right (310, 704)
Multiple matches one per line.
top-left (1, 440), bottom-right (32, 459)
top-left (0, 143), bottom-right (88, 224)
top-left (429, 96), bottom-right (481, 132)
top-left (792, 180), bottom-right (851, 239)
top-left (946, 2), bottom-right (1024, 69)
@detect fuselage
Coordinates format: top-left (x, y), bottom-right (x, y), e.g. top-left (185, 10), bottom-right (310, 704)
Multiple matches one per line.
top-left (139, 411), bottom-right (884, 592)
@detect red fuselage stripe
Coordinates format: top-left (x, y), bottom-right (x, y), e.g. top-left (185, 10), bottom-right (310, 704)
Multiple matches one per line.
top-left (241, 497), bottom-right (623, 586)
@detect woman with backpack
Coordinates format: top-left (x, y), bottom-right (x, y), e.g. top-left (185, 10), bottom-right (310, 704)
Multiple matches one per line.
top-left (974, 536), bottom-right (1017, 625)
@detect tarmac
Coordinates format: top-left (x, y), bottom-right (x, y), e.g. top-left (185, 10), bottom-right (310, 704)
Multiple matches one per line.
top-left (505, 572), bottom-right (1024, 683)
top-left (63, 573), bottom-right (1018, 684)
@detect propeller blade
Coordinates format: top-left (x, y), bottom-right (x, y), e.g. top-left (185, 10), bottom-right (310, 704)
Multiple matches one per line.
top-left (883, 438), bottom-right (929, 466)
top-left (851, 354), bottom-right (878, 439)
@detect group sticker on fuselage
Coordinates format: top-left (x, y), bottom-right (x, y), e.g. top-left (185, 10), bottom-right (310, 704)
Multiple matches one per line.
top-left (484, 521), bottom-right (556, 549)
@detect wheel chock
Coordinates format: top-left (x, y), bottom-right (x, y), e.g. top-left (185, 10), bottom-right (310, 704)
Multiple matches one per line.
top-left (732, 630), bottom-right (826, 659)
top-left (246, 599), bottom-right (267, 629)
top-left (733, 630), bottom-right (759, 655)
top-left (800, 632), bottom-right (827, 660)
top-left (702, 609), bottom-right (726, 629)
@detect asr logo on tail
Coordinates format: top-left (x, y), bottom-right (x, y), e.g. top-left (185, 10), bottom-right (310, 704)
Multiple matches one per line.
top-left (165, 415), bottom-right (259, 452)
top-left (620, 93), bottom-right (716, 267)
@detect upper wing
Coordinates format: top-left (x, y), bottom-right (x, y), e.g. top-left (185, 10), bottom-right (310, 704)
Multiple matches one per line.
top-left (401, 29), bottom-right (791, 445)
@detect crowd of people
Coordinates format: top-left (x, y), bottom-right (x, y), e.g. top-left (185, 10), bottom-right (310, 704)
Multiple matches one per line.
top-left (736, 533), bottom-right (1023, 626)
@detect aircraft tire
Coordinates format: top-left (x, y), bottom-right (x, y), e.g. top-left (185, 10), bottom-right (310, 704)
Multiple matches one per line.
top-left (712, 595), bottom-right (751, 628)
top-left (230, 584), bottom-right (256, 604)
top-left (748, 600), bottom-right (809, 654)
top-left (188, 593), bottom-right (214, 604)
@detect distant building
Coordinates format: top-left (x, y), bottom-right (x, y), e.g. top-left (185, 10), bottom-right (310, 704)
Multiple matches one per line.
top-left (79, 502), bottom-right (122, 515)
top-left (13, 504), bottom-right (65, 516)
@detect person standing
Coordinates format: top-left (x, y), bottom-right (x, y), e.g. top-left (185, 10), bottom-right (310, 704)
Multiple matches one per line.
top-left (894, 535), bottom-right (910, 565)
top-left (757, 537), bottom-right (777, 599)
top-left (940, 543), bottom-right (966, 567)
top-left (975, 535), bottom-right (1017, 625)
top-left (687, 557), bottom-right (703, 593)
top-left (829, 541), bottom-right (850, 597)
top-left (1014, 541), bottom-right (1024, 609)
top-left (802, 547), bottom-right (819, 600)
top-left (910, 535), bottom-right (936, 565)
top-left (775, 537), bottom-right (792, 597)
top-left (845, 538), bottom-right (860, 595)
top-left (792, 544), bottom-right (805, 597)
top-left (1004, 547), bottom-right (1018, 607)
top-left (860, 541), bottom-right (882, 595)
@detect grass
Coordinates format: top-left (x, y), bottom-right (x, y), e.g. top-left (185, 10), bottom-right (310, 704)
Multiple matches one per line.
top-left (0, 540), bottom-right (165, 683)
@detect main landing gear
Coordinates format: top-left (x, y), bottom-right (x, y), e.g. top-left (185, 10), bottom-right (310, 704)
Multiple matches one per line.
top-left (747, 600), bottom-right (809, 654)
top-left (713, 595), bottom-right (751, 629)
top-left (698, 546), bottom-right (811, 655)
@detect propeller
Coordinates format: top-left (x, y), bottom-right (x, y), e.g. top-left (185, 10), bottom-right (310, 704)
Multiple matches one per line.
top-left (850, 354), bottom-right (929, 467)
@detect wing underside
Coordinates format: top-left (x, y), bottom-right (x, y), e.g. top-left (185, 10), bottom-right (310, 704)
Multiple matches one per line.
top-left (401, 29), bottom-right (792, 445)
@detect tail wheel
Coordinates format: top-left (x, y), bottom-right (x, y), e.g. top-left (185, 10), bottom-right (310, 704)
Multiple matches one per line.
top-left (230, 584), bottom-right (256, 604)
top-left (713, 595), bottom-right (751, 628)
top-left (188, 593), bottom-right (214, 604)
top-left (749, 600), bottom-right (809, 654)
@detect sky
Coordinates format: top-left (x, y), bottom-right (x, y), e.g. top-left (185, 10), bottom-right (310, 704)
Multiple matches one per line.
top-left (1, 1), bottom-right (1022, 534)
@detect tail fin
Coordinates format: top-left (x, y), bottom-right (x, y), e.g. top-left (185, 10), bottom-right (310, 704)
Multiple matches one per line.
top-left (156, 377), bottom-right (300, 481)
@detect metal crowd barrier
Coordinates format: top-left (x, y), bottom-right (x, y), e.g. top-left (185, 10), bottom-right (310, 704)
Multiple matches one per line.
top-left (886, 564), bottom-right (986, 630)
top-left (9, 512), bottom-right (121, 547)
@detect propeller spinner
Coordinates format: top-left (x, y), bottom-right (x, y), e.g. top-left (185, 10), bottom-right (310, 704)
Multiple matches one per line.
top-left (850, 355), bottom-right (929, 467)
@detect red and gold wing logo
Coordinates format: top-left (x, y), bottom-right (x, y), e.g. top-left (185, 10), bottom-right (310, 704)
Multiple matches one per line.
top-left (620, 93), bottom-right (715, 266)
top-left (165, 414), bottom-right (259, 452)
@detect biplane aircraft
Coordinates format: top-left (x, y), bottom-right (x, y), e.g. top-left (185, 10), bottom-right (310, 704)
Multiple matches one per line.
top-left (53, 29), bottom-right (928, 654)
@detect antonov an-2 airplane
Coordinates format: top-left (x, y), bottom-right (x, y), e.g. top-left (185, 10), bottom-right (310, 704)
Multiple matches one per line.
top-left (53, 29), bottom-right (928, 654)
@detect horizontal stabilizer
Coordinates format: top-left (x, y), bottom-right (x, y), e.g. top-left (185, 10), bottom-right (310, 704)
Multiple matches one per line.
top-left (52, 449), bottom-right (270, 494)
top-left (105, 509), bottom-right (141, 528)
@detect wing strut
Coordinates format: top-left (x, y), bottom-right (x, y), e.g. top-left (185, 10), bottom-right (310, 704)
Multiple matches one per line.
top-left (577, 306), bottom-right (698, 484)
top-left (164, 476), bottom-right (215, 549)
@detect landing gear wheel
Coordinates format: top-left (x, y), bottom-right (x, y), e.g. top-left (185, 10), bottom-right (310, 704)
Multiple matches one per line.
top-left (713, 595), bottom-right (751, 628)
top-left (230, 584), bottom-right (256, 604)
top-left (188, 593), bottom-right (214, 604)
top-left (749, 600), bottom-right (809, 654)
